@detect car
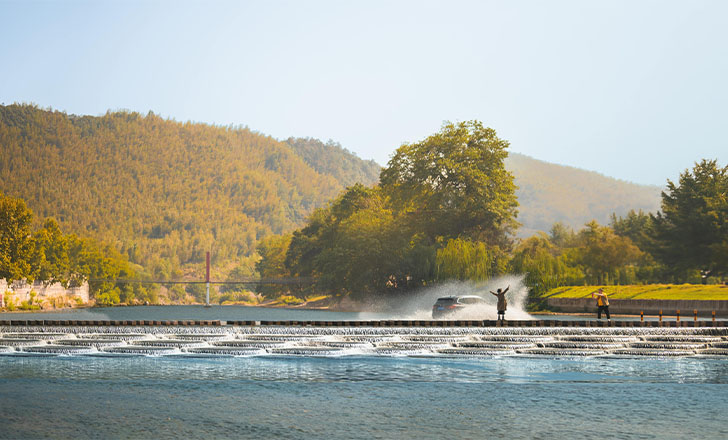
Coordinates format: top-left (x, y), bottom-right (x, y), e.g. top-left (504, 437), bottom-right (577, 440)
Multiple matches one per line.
top-left (432, 295), bottom-right (487, 319)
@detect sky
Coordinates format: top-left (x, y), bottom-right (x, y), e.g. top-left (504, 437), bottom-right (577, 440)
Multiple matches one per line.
top-left (1, 0), bottom-right (726, 186)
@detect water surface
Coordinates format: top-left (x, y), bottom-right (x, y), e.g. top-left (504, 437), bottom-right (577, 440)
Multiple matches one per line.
top-left (1, 355), bottom-right (727, 439)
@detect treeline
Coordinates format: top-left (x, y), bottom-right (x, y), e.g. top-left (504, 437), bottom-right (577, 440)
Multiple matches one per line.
top-left (511, 158), bottom-right (728, 304)
top-left (1, 191), bottom-right (153, 305)
top-left (0, 104), bottom-right (379, 281)
top-left (258, 121), bottom-right (727, 307)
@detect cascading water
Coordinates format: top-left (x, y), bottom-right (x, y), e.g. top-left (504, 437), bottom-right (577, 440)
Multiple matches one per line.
top-left (1, 324), bottom-right (727, 358)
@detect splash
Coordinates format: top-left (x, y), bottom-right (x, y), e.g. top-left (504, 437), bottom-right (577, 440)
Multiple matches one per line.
top-left (358, 274), bottom-right (533, 320)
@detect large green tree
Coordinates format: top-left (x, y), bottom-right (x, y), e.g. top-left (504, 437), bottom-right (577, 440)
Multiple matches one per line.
top-left (653, 159), bottom-right (728, 278)
top-left (380, 121), bottom-right (519, 246)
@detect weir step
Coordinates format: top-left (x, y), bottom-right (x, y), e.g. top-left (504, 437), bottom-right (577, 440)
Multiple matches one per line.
top-left (0, 319), bottom-right (727, 328)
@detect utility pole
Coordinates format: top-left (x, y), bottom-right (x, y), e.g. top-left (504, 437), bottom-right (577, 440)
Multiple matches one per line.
top-left (205, 251), bottom-right (211, 307)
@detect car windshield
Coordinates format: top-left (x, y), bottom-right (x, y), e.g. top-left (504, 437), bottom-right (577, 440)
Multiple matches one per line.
top-left (435, 298), bottom-right (456, 305)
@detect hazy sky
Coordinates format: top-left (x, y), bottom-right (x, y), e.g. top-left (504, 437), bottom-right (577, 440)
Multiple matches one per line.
top-left (1, 0), bottom-right (726, 185)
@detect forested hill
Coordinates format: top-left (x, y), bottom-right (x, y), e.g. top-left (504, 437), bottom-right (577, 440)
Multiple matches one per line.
top-left (506, 152), bottom-right (662, 236)
top-left (284, 137), bottom-right (380, 188)
top-left (0, 104), bottom-right (380, 278)
top-left (0, 104), bottom-right (661, 278)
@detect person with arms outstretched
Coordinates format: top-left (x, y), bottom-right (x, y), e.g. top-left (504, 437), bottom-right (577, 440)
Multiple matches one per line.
top-left (591, 288), bottom-right (611, 321)
top-left (490, 285), bottom-right (509, 321)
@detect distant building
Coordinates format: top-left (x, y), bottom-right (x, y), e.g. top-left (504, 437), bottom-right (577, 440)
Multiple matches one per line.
top-left (0, 279), bottom-right (89, 308)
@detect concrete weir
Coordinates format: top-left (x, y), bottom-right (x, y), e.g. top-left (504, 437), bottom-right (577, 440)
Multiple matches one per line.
top-left (1, 319), bottom-right (728, 358)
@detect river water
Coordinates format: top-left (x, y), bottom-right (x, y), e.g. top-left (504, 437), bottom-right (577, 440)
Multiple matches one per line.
top-left (1, 354), bottom-right (727, 439)
top-left (2, 302), bottom-right (727, 439)
top-left (0, 304), bottom-right (713, 322)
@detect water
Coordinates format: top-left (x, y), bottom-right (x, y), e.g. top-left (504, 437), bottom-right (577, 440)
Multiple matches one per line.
top-left (2, 279), bottom-right (727, 440)
top-left (1, 355), bottom-right (728, 439)
top-left (0, 305), bottom-right (370, 322)
top-left (1, 305), bottom-right (715, 323)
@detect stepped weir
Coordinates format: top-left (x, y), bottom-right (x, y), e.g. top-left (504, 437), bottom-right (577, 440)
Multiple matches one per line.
top-left (1, 319), bottom-right (728, 357)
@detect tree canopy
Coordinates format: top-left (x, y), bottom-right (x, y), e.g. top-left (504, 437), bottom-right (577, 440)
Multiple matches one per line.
top-left (380, 120), bottom-right (519, 245)
top-left (653, 159), bottom-right (728, 278)
top-left (0, 191), bottom-right (34, 282)
top-left (259, 122), bottom-right (519, 297)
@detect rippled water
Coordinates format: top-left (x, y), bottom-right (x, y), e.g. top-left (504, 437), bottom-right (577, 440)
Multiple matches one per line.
top-left (2, 355), bottom-right (728, 439)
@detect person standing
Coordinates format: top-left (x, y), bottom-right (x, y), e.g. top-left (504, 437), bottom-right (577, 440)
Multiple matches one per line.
top-left (591, 288), bottom-right (611, 321)
top-left (490, 285), bottom-right (510, 321)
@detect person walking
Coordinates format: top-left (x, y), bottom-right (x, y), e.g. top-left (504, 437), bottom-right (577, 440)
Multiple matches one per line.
top-left (490, 285), bottom-right (510, 321)
top-left (591, 288), bottom-right (611, 321)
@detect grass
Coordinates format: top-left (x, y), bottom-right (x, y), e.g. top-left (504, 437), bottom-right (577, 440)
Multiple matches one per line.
top-left (546, 284), bottom-right (728, 301)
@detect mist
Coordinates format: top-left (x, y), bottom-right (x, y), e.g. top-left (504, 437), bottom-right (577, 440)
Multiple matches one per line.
top-left (354, 275), bottom-right (533, 320)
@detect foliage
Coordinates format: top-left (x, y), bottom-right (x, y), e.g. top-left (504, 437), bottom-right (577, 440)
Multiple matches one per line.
top-left (652, 159), bottom-right (728, 279)
top-left (575, 221), bottom-right (643, 284)
top-left (31, 218), bottom-right (70, 286)
top-left (271, 122), bottom-right (518, 298)
top-left (380, 120), bottom-right (518, 245)
top-left (0, 191), bottom-right (34, 282)
top-left (508, 234), bottom-right (584, 306)
top-left (285, 137), bottom-right (380, 188)
top-left (185, 283), bottom-right (208, 303)
top-left (436, 238), bottom-right (506, 282)
top-left (256, 234), bottom-right (292, 278)
top-left (277, 295), bottom-right (304, 306)
top-left (4, 293), bottom-right (16, 311)
top-left (218, 290), bottom-right (260, 305)
top-left (0, 191), bottom-right (148, 304)
top-left (282, 185), bottom-right (434, 297)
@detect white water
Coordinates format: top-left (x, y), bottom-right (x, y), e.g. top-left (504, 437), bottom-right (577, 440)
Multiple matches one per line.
top-left (357, 275), bottom-right (533, 320)
top-left (2, 325), bottom-right (727, 357)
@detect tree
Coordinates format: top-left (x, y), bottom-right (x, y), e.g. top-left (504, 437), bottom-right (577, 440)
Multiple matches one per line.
top-left (0, 191), bottom-right (34, 282)
top-left (380, 121), bottom-right (519, 246)
top-left (610, 210), bottom-right (655, 254)
top-left (508, 234), bottom-right (584, 304)
top-left (652, 159), bottom-right (728, 279)
top-left (611, 210), bottom-right (664, 283)
top-left (255, 233), bottom-right (293, 296)
top-left (31, 218), bottom-right (70, 286)
top-left (549, 222), bottom-right (577, 248)
top-left (576, 221), bottom-right (643, 284)
top-left (313, 203), bottom-right (436, 296)
top-left (436, 238), bottom-right (506, 282)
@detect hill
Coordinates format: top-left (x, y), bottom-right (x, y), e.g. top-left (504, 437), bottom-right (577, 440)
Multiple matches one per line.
top-left (0, 104), bottom-right (662, 278)
top-left (506, 153), bottom-right (662, 236)
top-left (284, 137), bottom-right (380, 188)
top-left (0, 104), bottom-right (380, 279)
